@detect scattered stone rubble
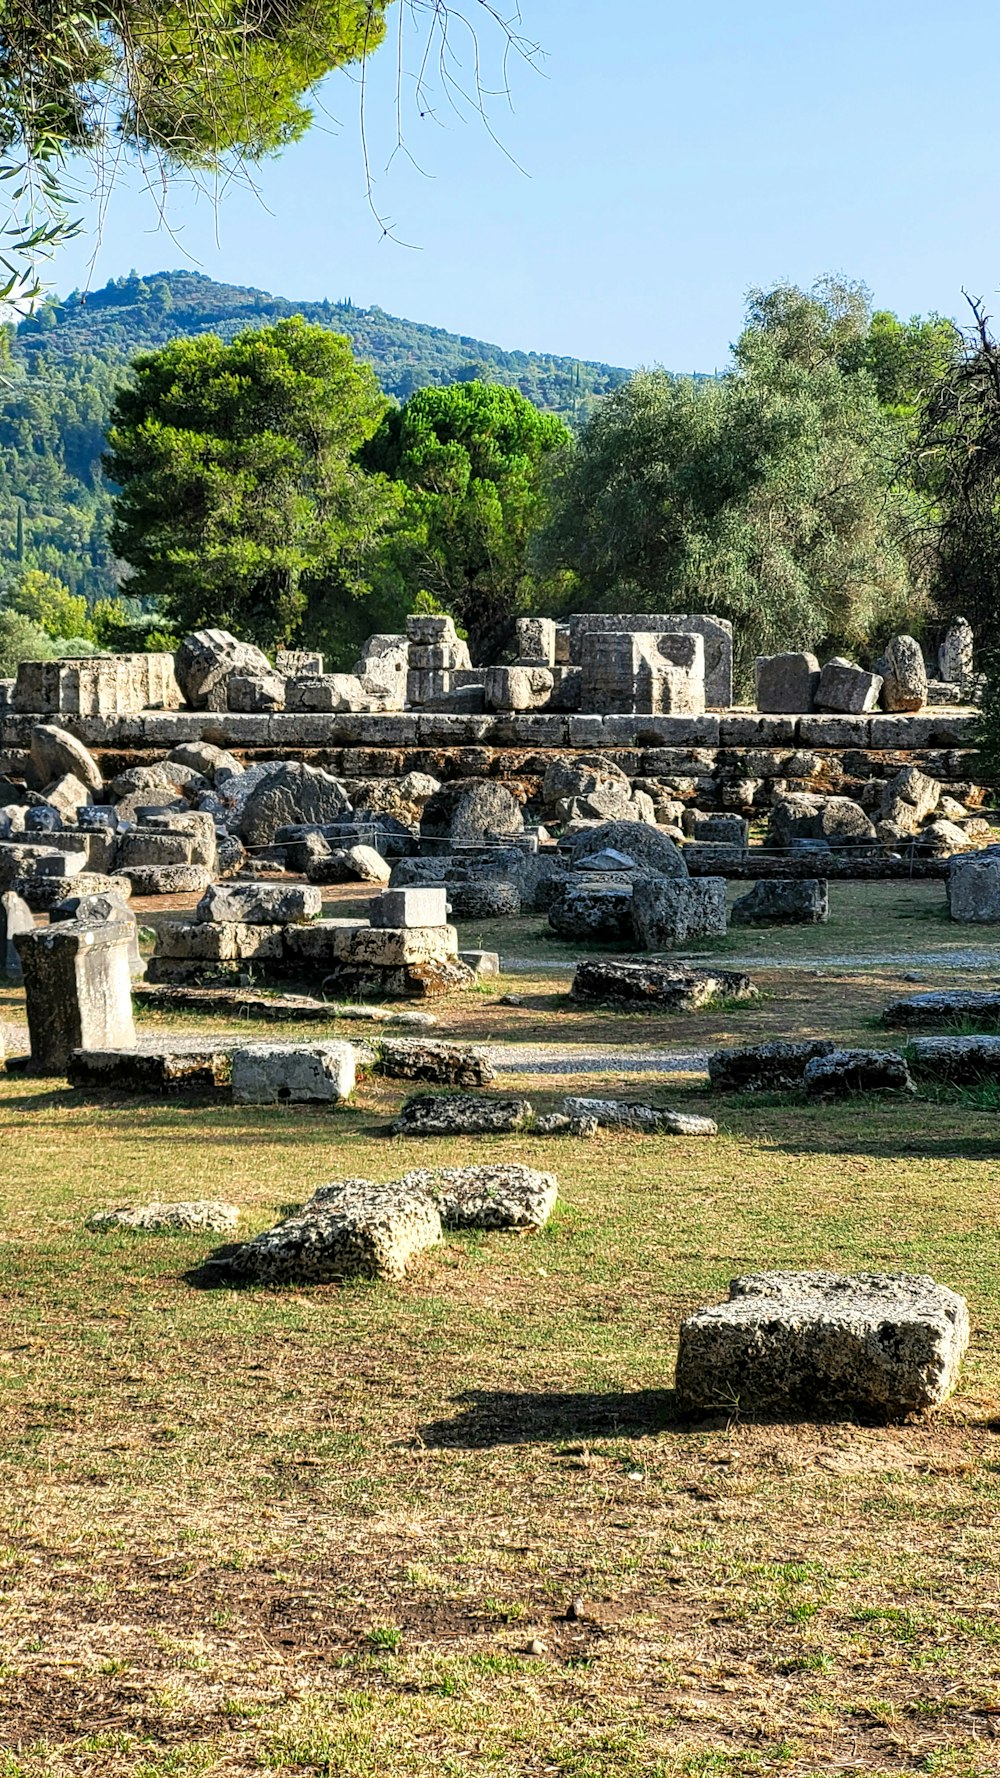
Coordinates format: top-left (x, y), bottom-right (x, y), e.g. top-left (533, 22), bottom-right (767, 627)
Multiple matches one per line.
top-left (675, 1271), bottom-right (969, 1418)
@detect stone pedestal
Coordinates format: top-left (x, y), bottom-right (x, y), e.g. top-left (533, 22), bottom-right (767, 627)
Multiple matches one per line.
top-left (15, 918), bottom-right (136, 1074)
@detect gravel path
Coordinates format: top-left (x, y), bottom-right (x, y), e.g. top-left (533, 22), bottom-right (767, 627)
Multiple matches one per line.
top-left (483, 1043), bottom-right (709, 1075)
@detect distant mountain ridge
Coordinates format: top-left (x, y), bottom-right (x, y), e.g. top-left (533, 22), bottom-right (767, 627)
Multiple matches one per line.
top-left (14, 268), bottom-right (630, 423)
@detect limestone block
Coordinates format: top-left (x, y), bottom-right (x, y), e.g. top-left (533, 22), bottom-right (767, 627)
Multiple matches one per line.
top-left (197, 881), bottom-right (321, 925)
top-left (881, 765), bottom-right (941, 821)
top-left (51, 890), bottom-right (144, 978)
top-left (882, 989), bottom-right (1000, 1028)
top-left (803, 1048), bottom-right (914, 1096)
top-left (15, 654), bottom-right (180, 718)
top-left (226, 672), bottom-right (286, 712)
top-left (718, 714), bottom-right (798, 745)
top-left (143, 811), bottom-right (218, 870)
top-left (754, 652), bottom-right (821, 714)
top-left (768, 794), bottom-right (876, 849)
top-left (569, 821), bottom-right (688, 876)
top-left (224, 1180), bottom-right (442, 1283)
top-left (284, 674), bottom-right (368, 713)
top-left (406, 614), bottom-right (458, 645)
top-left (947, 854), bottom-right (1000, 922)
top-left (877, 634), bottom-right (928, 712)
top-left (114, 864), bottom-right (212, 896)
top-left (230, 1040), bottom-right (356, 1104)
top-left (909, 1035), bottom-right (1000, 1083)
top-left (237, 763), bottom-right (351, 848)
top-left (631, 876), bottom-right (728, 949)
top-left (70, 1044), bottom-right (227, 1092)
top-left (682, 810), bottom-right (748, 846)
top-left (515, 616), bottom-right (557, 665)
top-left (29, 724), bottom-right (103, 794)
top-left (675, 1271), bottom-right (969, 1417)
top-left (1, 889), bottom-right (33, 977)
top-left (370, 886), bottom-right (450, 929)
top-left (376, 1038), bottom-right (495, 1088)
top-left (15, 917), bottom-right (136, 1073)
top-left (0, 839), bottom-right (87, 883)
top-left (87, 1200), bottom-right (238, 1231)
top-left (548, 881), bottom-right (635, 942)
top-left (353, 635), bottom-right (407, 701)
top-left (815, 659), bottom-right (883, 714)
top-left (570, 958), bottom-right (757, 1009)
top-left (276, 649), bottom-right (324, 676)
top-left (331, 924), bottom-right (459, 966)
top-left (42, 774), bottom-right (92, 821)
top-left (939, 617), bottom-right (974, 684)
top-left (398, 1163), bottom-right (557, 1229)
top-left (391, 1093), bottom-right (532, 1135)
top-left (115, 830), bottom-right (195, 870)
top-left (561, 1096), bottom-right (717, 1135)
top-left (459, 949), bottom-right (500, 978)
top-left (484, 665), bottom-right (554, 712)
top-left (708, 1039), bottom-right (836, 1093)
top-left (154, 920), bottom-right (285, 963)
top-left (569, 612), bottom-right (733, 707)
top-left (730, 879), bottom-right (828, 926)
top-left (449, 879), bottom-right (521, 919)
top-left (175, 630), bottom-right (271, 711)
top-left (580, 630), bottom-right (706, 717)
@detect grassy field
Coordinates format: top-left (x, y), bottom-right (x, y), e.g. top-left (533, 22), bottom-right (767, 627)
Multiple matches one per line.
top-left (2, 881), bottom-right (1000, 1777)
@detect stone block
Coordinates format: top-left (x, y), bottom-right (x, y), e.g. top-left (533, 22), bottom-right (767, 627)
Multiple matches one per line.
top-left (154, 921), bottom-right (285, 963)
top-left (600, 715), bottom-right (720, 746)
top-left (42, 774), bottom-right (92, 821)
top-left (876, 634), bottom-right (927, 712)
top-left (675, 1271), bottom-right (969, 1417)
top-left (515, 616), bottom-right (557, 665)
top-left (939, 617), bottom-right (974, 684)
top-left (391, 1093), bottom-right (532, 1135)
top-left (370, 886), bottom-right (450, 929)
top-left (630, 876), bottom-right (728, 949)
top-left (458, 949), bottom-right (500, 978)
top-left (15, 654), bottom-right (180, 718)
top-left (561, 1096), bottom-right (717, 1135)
top-left (947, 854), bottom-right (1000, 922)
top-left (15, 917), bottom-right (136, 1074)
top-left (116, 864), bottom-right (211, 896)
top-left (796, 714), bottom-right (873, 748)
top-left (484, 665), bottom-right (554, 712)
top-left (29, 724), bottom-right (103, 793)
top-left (197, 881), bottom-right (321, 925)
top-left (375, 1037), bottom-right (495, 1088)
top-left (276, 650), bottom-right (324, 676)
top-left (682, 810), bottom-right (748, 846)
top-left (815, 659), bottom-right (883, 714)
top-left (580, 629), bottom-right (706, 717)
top-left (115, 830), bottom-right (195, 870)
top-left (569, 820), bottom-right (688, 875)
top-left (284, 674), bottom-right (368, 713)
top-left (570, 957), bottom-right (757, 1009)
top-left (1, 889), bottom-right (33, 978)
top-left (547, 881), bottom-right (635, 942)
top-left (230, 1040), bottom-right (356, 1104)
top-left (719, 714), bottom-right (798, 745)
top-left (569, 612), bottom-right (733, 706)
top-left (708, 1039), bottom-right (836, 1093)
top-left (224, 1179), bottom-right (441, 1283)
top-left (175, 630), bottom-right (271, 711)
top-left (406, 614), bottom-right (457, 644)
top-left (226, 672), bottom-right (286, 712)
top-left (730, 879), bottom-right (828, 926)
top-left (87, 1199), bottom-right (239, 1230)
top-left (50, 890), bottom-right (144, 979)
top-left (399, 1164), bottom-right (557, 1230)
top-left (331, 924), bottom-right (458, 967)
top-left (803, 1048), bottom-right (914, 1096)
top-left (567, 716), bottom-right (607, 747)
top-left (68, 1044), bottom-right (232, 1093)
top-left (909, 1035), bottom-right (1000, 1083)
top-left (754, 652), bottom-right (821, 713)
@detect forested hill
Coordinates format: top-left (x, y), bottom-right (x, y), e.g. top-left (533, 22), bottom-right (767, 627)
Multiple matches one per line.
top-left (13, 268), bottom-right (629, 420)
top-left (0, 269), bottom-right (629, 602)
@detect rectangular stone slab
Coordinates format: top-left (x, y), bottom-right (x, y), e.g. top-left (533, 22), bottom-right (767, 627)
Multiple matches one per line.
top-left (675, 1271), bottom-right (969, 1418)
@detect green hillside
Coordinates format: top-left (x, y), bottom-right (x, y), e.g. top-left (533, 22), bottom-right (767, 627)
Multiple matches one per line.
top-left (0, 269), bottom-right (629, 604)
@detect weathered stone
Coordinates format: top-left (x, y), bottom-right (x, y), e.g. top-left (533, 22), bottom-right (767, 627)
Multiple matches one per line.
top-left (675, 1271), bottom-right (969, 1418)
top-left (421, 778), bottom-right (524, 846)
top-left (803, 1048), bottom-right (914, 1097)
top-left (947, 854), bottom-right (1000, 922)
top-left (88, 1200), bottom-right (239, 1232)
top-left (534, 1111), bottom-right (600, 1137)
top-left (569, 612), bottom-right (733, 707)
top-left (0, 889), bottom-right (33, 977)
top-left (449, 878), bottom-right (522, 919)
top-left (571, 958), bottom-right (757, 1009)
top-left (881, 765), bottom-right (940, 822)
top-left (198, 880), bottom-right (321, 925)
top-left (168, 741), bottom-right (243, 783)
top-left (116, 830), bottom-right (196, 870)
top-left (50, 890), bottom-right (143, 978)
top-left (484, 665), bottom-right (554, 712)
top-left (917, 819), bottom-right (972, 857)
top-left (631, 876), bottom-right (727, 949)
top-left (754, 652), bottom-right (821, 714)
top-left (908, 1035), bottom-right (1000, 1083)
top-left (111, 760), bottom-right (206, 805)
top-left (768, 793), bottom-right (876, 849)
top-left (114, 864), bottom-right (212, 896)
top-left (877, 635), bottom-right (928, 712)
top-left (237, 762), bottom-right (351, 848)
top-left (391, 1093), bottom-right (532, 1135)
top-left (815, 659), bottom-right (883, 714)
top-left (370, 886), bottom-right (450, 929)
top-left (376, 1037), bottom-right (496, 1087)
top-left (939, 617), bottom-right (974, 685)
top-left (29, 724), bottom-right (103, 794)
top-left (353, 634), bottom-right (408, 704)
top-left (15, 918), bottom-right (136, 1073)
top-left (175, 629), bottom-right (272, 711)
top-left (515, 617), bottom-right (557, 666)
top-left (541, 752), bottom-right (629, 813)
top-left (67, 1043), bottom-right (228, 1092)
top-left (568, 821), bottom-right (688, 876)
top-left (42, 774), bottom-right (92, 821)
top-left (399, 1163), bottom-right (557, 1228)
top-left (575, 847), bottom-right (643, 873)
top-left (682, 810), bottom-right (748, 846)
top-left (224, 1179), bottom-right (441, 1283)
top-left (548, 881), bottom-right (634, 942)
top-left (226, 671), bottom-right (286, 712)
top-left (882, 989), bottom-right (1000, 1028)
top-left (561, 1096), bottom-right (717, 1135)
top-left (580, 629), bottom-right (706, 716)
top-left (230, 1040), bottom-right (356, 1104)
top-left (458, 948), bottom-right (500, 978)
top-left (215, 834), bottom-right (247, 878)
top-left (153, 920), bottom-right (285, 964)
top-left (730, 879), bottom-right (828, 926)
top-left (14, 653), bottom-right (180, 717)
top-left (708, 1039), bottom-right (836, 1093)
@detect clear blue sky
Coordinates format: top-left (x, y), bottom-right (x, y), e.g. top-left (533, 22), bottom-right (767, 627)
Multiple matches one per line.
top-left (53, 0), bottom-right (998, 372)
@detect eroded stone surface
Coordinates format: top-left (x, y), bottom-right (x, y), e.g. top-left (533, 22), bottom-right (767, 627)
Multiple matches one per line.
top-left (230, 1041), bottom-right (356, 1104)
top-left (803, 1048), bottom-right (914, 1097)
top-left (571, 958), bottom-right (757, 1010)
top-left (398, 1164), bottom-right (557, 1229)
top-left (730, 879), bottom-right (828, 926)
top-left (197, 881), bottom-right (322, 925)
top-left (88, 1200), bottom-right (239, 1232)
top-left (376, 1038), bottom-right (496, 1088)
top-left (561, 1096), bottom-right (717, 1135)
top-left (675, 1271), bottom-right (970, 1418)
top-left (631, 876), bottom-right (727, 949)
top-left (225, 1179), bottom-right (442, 1283)
top-left (709, 1040), bottom-right (835, 1093)
top-left (391, 1093), bottom-right (532, 1135)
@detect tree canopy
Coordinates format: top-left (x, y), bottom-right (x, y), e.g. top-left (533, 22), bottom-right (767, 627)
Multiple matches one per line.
top-left (536, 280), bottom-right (935, 687)
top-left (363, 380), bottom-right (571, 657)
top-left (104, 316), bottom-right (394, 651)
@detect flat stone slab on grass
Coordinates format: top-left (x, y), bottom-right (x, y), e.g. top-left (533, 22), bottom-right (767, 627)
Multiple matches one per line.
top-left (88, 1200), bottom-right (239, 1233)
top-left (133, 983), bottom-right (437, 1026)
top-left (69, 1044), bottom-right (232, 1093)
top-left (391, 1093), bottom-right (533, 1135)
top-left (882, 990), bottom-right (1000, 1029)
top-left (224, 1178), bottom-right (442, 1283)
top-left (708, 1040), bottom-right (836, 1094)
top-left (908, 1035), bottom-right (1000, 1083)
top-left (803, 1048), bottom-right (914, 1097)
top-left (375, 1038), bottom-right (496, 1088)
top-left (230, 1041), bottom-right (356, 1104)
top-left (399, 1164), bottom-right (558, 1229)
top-left (675, 1271), bottom-right (970, 1419)
top-left (561, 1095), bottom-right (717, 1135)
top-left (571, 958), bottom-right (757, 1010)
top-left (730, 879), bottom-right (828, 927)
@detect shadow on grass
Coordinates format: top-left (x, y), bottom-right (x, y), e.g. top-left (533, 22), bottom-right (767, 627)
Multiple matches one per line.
top-left (420, 1387), bottom-right (680, 1447)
